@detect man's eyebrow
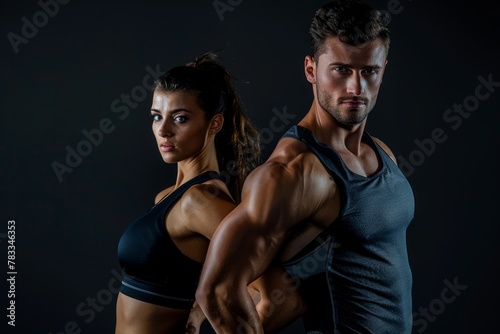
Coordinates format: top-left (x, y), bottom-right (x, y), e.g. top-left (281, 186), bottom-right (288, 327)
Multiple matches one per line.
top-left (328, 62), bottom-right (382, 69)
top-left (328, 62), bottom-right (351, 67)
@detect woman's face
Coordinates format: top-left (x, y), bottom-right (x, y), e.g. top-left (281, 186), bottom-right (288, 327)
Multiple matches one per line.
top-left (150, 90), bottom-right (212, 164)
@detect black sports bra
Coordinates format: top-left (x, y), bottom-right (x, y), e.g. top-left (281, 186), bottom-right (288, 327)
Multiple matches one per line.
top-left (117, 171), bottom-right (221, 309)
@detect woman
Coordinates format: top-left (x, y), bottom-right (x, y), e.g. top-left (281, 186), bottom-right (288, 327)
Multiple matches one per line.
top-left (115, 53), bottom-right (304, 334)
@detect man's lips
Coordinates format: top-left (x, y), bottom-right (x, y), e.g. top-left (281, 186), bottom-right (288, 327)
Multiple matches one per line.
top-left (341, 100), bottom-right (367, 108)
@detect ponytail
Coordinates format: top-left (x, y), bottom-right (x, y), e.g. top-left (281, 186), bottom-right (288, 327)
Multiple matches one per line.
top-left (155, 53), bottom-right (261, 203)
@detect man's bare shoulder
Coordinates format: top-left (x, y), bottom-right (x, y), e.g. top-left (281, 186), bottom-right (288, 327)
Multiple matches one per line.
top-left (240, 133), bottom-right (340, 244)
top-left (243, 136), bottom-right (333, 196)
top-left (238, 136), bottom-right (333, 231)
top-left (240, 137), bottom-right (314, 185)
top-left (267, 136), bottom-right (319, 170)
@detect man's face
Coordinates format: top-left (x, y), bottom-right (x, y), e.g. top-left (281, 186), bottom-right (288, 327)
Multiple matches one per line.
top-left (307, 36), bottom-right (388, 126)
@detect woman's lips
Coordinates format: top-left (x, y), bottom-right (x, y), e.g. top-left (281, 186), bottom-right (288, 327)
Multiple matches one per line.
top-left (160, 142), bottom-right (175, 152)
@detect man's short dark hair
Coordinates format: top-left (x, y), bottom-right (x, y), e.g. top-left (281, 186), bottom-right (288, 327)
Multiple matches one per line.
top-left (310, 0), bottom-right (390, 59)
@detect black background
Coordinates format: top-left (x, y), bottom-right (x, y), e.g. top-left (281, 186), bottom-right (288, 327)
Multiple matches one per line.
top-left (1, 0), bottom-right (499, 333)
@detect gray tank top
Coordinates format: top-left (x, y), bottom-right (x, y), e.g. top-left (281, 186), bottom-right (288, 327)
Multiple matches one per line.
top-left (281, 125), bottom-right (414, 334)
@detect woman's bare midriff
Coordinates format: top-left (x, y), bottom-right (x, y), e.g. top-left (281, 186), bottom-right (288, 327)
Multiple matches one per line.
top-left (115, 292), bottom-right (190, 334)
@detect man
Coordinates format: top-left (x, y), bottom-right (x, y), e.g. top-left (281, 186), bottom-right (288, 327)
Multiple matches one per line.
top-left (197, 1), bottom-right (415, 333)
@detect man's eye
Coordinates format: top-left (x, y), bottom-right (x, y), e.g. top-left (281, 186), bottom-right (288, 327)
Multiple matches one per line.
top-left (334, 66), bottom-right (348, 72)
top-left (363, 68), bottom-right (379, 75)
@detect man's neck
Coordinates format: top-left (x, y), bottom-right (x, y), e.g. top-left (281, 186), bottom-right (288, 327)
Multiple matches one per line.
top-left (298, 102), bottom-right (367, 156)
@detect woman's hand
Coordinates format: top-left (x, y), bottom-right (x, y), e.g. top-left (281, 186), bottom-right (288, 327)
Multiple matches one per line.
top-left (185, 302), bottom-right (206, 334)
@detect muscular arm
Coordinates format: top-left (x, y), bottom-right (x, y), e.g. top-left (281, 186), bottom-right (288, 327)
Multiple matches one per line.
top-left (196, 161), bottom-right (312, 333)
top-left (187, 267), bottom-right (305, 334)
top-left (251, 266), bottom-right (307, 333)
top-left (178, 176), bottom-right (306, 333)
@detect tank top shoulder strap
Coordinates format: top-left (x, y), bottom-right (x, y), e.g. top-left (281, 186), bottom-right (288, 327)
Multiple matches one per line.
top-left (362, 132), bottom-right (399, 172)
top-left (282, 125), bottom-right (349, 181)
top-left (156, 171), bottom-right (222, 211)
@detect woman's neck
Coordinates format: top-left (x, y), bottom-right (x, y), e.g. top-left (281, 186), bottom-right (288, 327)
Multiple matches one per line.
top-left (174, 146), bottom-right (220, 188)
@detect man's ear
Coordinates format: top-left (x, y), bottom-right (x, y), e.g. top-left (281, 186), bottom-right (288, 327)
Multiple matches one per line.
top-left (208, 113), bottom-right (224, 135)
top-left (305, 55), bottom-right (316, 84)
top-left (379, 59), bottom-right (388, 83)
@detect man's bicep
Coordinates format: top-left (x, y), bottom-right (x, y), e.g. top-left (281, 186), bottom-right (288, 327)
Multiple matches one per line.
top-left (204, 164), bottom-right (306, 282)
top-left (241, 162), bottom-right (307, 233)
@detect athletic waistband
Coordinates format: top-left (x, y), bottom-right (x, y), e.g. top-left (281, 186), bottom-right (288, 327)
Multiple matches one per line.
top-left (120, 274), bottom-right (195, 309)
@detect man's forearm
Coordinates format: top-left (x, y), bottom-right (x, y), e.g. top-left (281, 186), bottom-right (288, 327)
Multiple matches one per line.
top-left (197, 285), bottom-right (264, 334)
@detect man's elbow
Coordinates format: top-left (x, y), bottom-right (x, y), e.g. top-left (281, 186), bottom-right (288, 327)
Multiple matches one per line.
top-left (196, 279), bottom-right (227, 316)
top-left (195, 280), bottom-right (214, 314)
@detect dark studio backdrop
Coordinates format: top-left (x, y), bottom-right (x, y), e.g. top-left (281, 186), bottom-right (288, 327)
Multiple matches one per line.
top-left (1, 0), bottom-right (499, 333)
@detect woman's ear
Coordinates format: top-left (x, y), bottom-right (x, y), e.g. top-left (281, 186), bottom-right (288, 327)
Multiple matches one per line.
top-left (208, 113), bottom-right (224, 135)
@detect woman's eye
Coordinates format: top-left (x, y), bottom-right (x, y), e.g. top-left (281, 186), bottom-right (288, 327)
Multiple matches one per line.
top-left (174, 115), bottom-right (187, 123)
top-left (151, 114), bottom-right (162, 121)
